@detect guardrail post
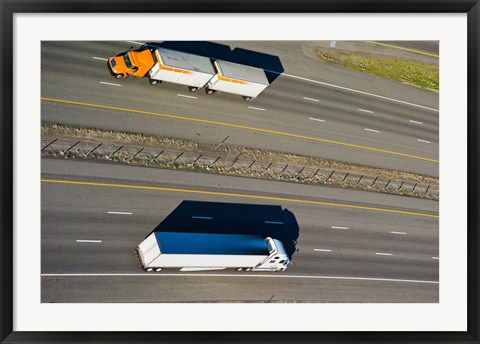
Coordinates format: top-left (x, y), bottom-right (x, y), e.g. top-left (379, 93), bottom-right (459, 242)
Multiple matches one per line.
top-left (106, 145), bottom-right (123, 160)
top-left (424, 185), bottom-right (431, 196)
top-left (340, 172), bottom-right (350, 183)
top-left (325, 170), bottom-right (334, 182)
top-left (84, 143), bottom-right (102, 159)
top-left (189, 153), bottom-right (203, 167)
top-left (148, 150), bottom-right (164, 164)
top-left (383, 179), bottom-right (391, 190)
top-left (396, 181), bottom-right (404, 191)
top-left (41, 138), bottom-right (57, 152)
top-left (261, 162), bottom-right (273, 175)
top-left (208, 156), bottom-right (221, 168)
top-left (369, 176), bottom-right (378, 188)
top-left (355, 175), bottom-right (364, 185)
top-left (294, 167), bottom-right (305, 180)
top-left (60, 141), bottom-right (81, 156)
top-left (129, 147), bottom-right (144, 161)
top-left (411, 183), bottom-right (417, 194)
top-left (278, 164), bottom-right (288, 177)
top-left (226, 153), bottom-right (242, 170)
top-left (170, 152), bottom-right (184, 164)
top-left (309, 169), bottom-right (320, 181)
top-left (215, 136), bottom-right (229, 149)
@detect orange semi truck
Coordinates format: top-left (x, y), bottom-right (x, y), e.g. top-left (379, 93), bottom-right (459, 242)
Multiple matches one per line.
top-left (108, 47), bottom-right (269, 101)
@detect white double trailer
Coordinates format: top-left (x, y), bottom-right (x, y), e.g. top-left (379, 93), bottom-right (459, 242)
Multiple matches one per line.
top-left (136, 231), bottom-right (290, 272)
top-left (206, 60), bottom-right (270, 101)
top-left (147, 48), bottom-right (269, 100)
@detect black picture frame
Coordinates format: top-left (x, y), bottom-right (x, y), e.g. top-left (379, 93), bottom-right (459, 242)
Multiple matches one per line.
top-left (1, 1), bottom-right (479, 343)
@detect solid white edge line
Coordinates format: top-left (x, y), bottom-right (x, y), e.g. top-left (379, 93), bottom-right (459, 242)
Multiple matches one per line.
top-left (125, 40), bottom-right (145, 45)
top-left (40, 273), bottom-right (439, 284)
top-left (358, 108), bottom-right (374, 113)
top-left (390, 231), bottom-right (407, 235)
top-left (248, 106), bottom-right (266, 111)
top-left (92, 57), bottom-right (108, 61)
top-left (76, 240), bottom-right (102, 243)
top-left (279, 73), bottom-right (439, 112)
top-left (107, 211), bottom-right (132, 215)
top-left (375, 253), bottom-right (393, 256)
top-left (99, 81), bottom-right (122, 87)
top-left (417, 139), bottom-right (431, 143)
top-left (314, 249), bottom-right (332, 252)
top-left (331, 226), bottom-right (349, 230)
top-left (364, 128), bottom-right (380, 133)
top-left (302, 97), bottom-right (320, 102)
top-left (409, 120), bottom-right (424, 125)
top-left (177, 94), bottom-right (198, 99)
top-left (309, 117), bottom-right (325, 122)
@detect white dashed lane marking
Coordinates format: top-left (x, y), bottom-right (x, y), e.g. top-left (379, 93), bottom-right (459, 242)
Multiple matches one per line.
top-left (364, 128), bottom-right (380, 133)
top-left (358, 108), bottom-right (374, 113)
top-left (417, 139), bottom-right (431, 144)
top-left (390, 231), bottom-right (407, 235)
top-left (177, 94), bottom-right (198, 99)
top-left (314, 249), bottom-right (332, 252)
top-left (248, 106), bottom-right (266, 111)
top-left (92, 57), bottom-right (108, 61)
top-left (331, 226), bottom-right (349, 230)
top-left (303, 97), bottom-right (320, 102)
top-left (309, 117), bottom-right (325, 122)
top-left (375, 252), bottom-right (393, 256)
top-left (107, 211), bottom-right (132, 215)
top-left (76, 240), bottom-right (102, 243)
top-left (409, 120), bottom-right (424, 125)
top-left (99, 81), bottom-right (122, 87)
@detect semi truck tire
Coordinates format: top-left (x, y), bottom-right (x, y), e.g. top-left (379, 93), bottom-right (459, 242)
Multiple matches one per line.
top-left (188, 86), bottom-right (199, 92)
top-left (243, 96), bottom-right (253, 102)
top-left (155, 268), bottom-right (163, 272)
top-left (149, 79), bottom-right (158, 85)
top-left (144, 267), bottom-right (153, 272)
top-left (205, 88), bottom-right (216, 95)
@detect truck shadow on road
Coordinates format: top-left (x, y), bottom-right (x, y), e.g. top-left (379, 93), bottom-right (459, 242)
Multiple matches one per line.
top-left (143, 41), bottom-right (284, 84)
top-left (147, 200), bottom-right (299, 260)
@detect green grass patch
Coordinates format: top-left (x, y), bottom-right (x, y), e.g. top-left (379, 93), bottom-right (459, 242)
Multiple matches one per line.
top-left (318, 52), bottom-right (439, 92)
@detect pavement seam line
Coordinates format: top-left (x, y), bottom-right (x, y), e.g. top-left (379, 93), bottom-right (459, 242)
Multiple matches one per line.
top-left (41, 179), bottom-right (439, 219)
top-left (41, 98), bottom-right (439, 163)
top-left (367, 41), bottom-right (440, 58)
top-left (40, 273), bottom-right (439, 284)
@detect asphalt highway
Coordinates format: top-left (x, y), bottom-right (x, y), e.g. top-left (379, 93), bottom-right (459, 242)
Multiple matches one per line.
top-left (41, 159), bottom-right (438, 302)
top-left (41, 41), bottom-right (439, 176)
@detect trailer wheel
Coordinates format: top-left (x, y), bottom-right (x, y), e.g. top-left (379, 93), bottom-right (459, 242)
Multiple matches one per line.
top-left (144, 267), bottom-right (153, 272)
top-left (149, 79), bottom-right (158, 85)
top-left (114, 73), bottom-right (124, 79)
top-left (188, 86), bottom-right (199, 92)
top-left (155, 268), bottom-right (163, 272)
top-left (242, 96), bottom-right (253, 102)
top-left (205, 88), bottom-right (216, 95)
top-left (236, 268), bottom-right (243, 272)
top-left (245, 268), bottom-right (252, 272)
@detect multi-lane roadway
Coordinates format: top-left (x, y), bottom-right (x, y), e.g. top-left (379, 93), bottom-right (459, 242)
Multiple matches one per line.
top-left (41, 41), bottom-right (439, 302)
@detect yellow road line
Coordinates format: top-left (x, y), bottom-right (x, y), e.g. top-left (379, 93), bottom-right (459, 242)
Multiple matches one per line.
top-left (41, 179), bottom-right (439, 219)
top-left (42, 97), bottom-right (439, 164)
top-left (368, 41), bottom-right (439, 58)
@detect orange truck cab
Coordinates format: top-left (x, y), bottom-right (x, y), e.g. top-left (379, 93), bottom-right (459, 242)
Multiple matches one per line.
top-left (108, 49), bottom-right (155, 79)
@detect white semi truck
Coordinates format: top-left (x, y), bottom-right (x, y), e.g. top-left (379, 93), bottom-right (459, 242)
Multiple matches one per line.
top-left (136, 232), bottom-right (290, 272)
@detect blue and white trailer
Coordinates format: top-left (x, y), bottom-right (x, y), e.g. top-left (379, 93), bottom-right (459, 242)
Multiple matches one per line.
top-left (136, 232), bottom-right (290, 272)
